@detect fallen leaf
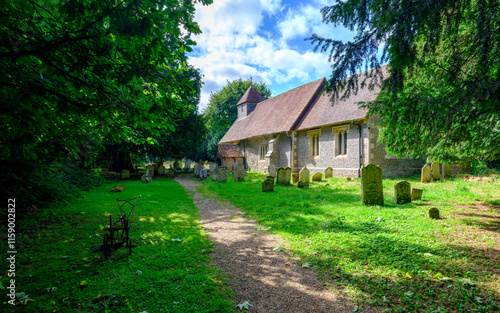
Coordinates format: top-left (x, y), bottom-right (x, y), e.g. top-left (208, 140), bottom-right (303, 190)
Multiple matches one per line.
top-left (302, 262), bottom-right (311, 268)
top-left (236, 301), bottom-right (253, 310)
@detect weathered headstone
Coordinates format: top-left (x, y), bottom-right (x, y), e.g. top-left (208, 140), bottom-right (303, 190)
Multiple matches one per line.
top-left (141, 167), bottom-right (153, 183)
top-left (299, 167), bottom-right (310, 186)
top-left (194, 163), bottom-right (203, 178)
top-left (209, 162), bottom-right (218, 175)
top-left (233, 162), bottom-right (246, 181)
top-left (268, 164), bottom-right (277, 177)
top-left (199, 169), bottom-right (208, 180)
top-left (157, 165), bottom-right (165, 175)
top-left (211, 168), bottom-right (218, 181)
top-left (284, 167), bottom-right (291, 186)
top-left (292, 173), bottom-right (299, 183)
top-left (276, 167), bottom-right (286, 185)
top-left (312, 172), bottom-right (322, 182)
top-left (184, 160), bottom-right (192, 170)
top-left (421, 164), bottom-right (431, 183)
top-left (262, 176), bottom-right (274, 192)
top-left (146, 165), bottom-right (154, 178)
top-left (221, 166), bottom-right (229, 178)
top-left (361, 164), bottom-right (384, 206)
top-left (431, 162), bottom-right (440, 180)
top-left (324, 167), bottom-right (333, 178)
top-left (217, 167), bottom-right (228, 183)
top-left (443, 164), bottom-right (452, 178)
top-left (297, 180), bottom-right (308, 188)
top-left (121, 169), bottom-right (130, 179)
top-left (428, 207), bottom-right (440, 219)
top-left (411, 188), bottom-right (423, 201)
top-left (394, 180), bottom-right (411, 204)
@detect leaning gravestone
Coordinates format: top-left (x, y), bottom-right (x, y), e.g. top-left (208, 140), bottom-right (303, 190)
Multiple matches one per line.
top-left (394, 180), bottom-right (411, 204)
top-left (121, 169), bottom-right (130, 179)
top-left (199, 169), bottom-right (208, 180)
top-left (324, 167), bottom-right (333, 178)
top-left (262, 177), bottom-right (274, 192)
top-left (284, 167), bottom-right (291, 186)
top-left (431, 162), bottom-right (440, 181)
top-left (421, 164), bottom-right (431, 183)
top-left (157, 165), bottom-right (165, 175)
top-left (217, 167), bottom-right (228, 183)
top-left (312, 172), bottom-right (322, 182)
top-left (194, 163), bottom-right (203, 178)
top-left (276, 167), bottom-right (286, 185)
top-left (268, 164), bottom-right (277, 177)
top-left (233, 162), bottom-right (246, 181)
top-left (299, 167), bottom-right (310, 186)
top-left (443, 164), bottom-right (452, 178)
top-left (361, 164), bottom-right (384, 206)
top-left (411, 188), bottom-right (423, 201)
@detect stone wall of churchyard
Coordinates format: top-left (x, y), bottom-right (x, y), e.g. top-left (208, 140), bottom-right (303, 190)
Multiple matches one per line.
top-left (368, 114), bottom-right (426, 178)
top-left (278, 133), bottom-right (292, 168)
top-left (295, 123), bottom-right (367, 177)
top-left (240, 134), bottom-right (276, 173)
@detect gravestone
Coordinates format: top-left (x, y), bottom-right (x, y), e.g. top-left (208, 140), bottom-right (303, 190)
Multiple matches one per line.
top-left (199, 169), bottom-right (208, 180)
top-left (297, 180), bottom-right (308, 188)
top-left (428, 207), bottom-right (440, 219)
top-left (421, 164), bottom-right (431, 183)
top-left (141, 167), bottom-right (153, 183)
top-left (292, 173), bottom-right (299, 184)
top-left (361, 164), bottom-right (384, 206)
top-left (184, 160), bottom-right (192, 170)
top-left (276, 167), bottom-right (286, 185)
top-left (221, 166), bottom-right (229, 178)
top-left (268, 164), bottom-right (277, 177)
top-left (411, 188), bottom-right (423, 201)
top-left (431, 162), bottom-right (440, 180)
top-left (394, 180), bottom-right (411, 204)
top-left (284, 167), bottom-right (291, 186)
top-left (324, 167), bottom-right (333, 178)
top-left (121, 169), bottom-right (130, 179)
top-left (443, 164), bottom-right (452, 178)
top-left (233, 162), bottom-right (246, 181)
top-left (312, 172), bottom-right (322, 182)
top-left (209, 162), bottom-right (218, 175)
top-left (299, 167), bottom-right (310, 186)
top-left (211, 168), bottom-right (218, 181)
top-left (262, 177), bottom-right (274, 192)
top-left (194, 163), bottom-right (203, 178)
top-left (217, 167), bottom-right (228, 183)
top-left (173, 161), bottom-right (180, 170)
top-left (157, 165), bottom-right (165, 175)
top-left (146, 165), bottom-right (154, 178)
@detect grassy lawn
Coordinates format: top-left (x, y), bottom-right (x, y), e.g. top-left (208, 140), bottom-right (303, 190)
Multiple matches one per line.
top-left (200, 172), bottom-right (500, 313)
top-left (1, 178), bottom-right (233, 312)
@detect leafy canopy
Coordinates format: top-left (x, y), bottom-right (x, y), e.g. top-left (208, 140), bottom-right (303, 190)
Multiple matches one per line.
top-left (0, 0), bottom-right (211, 162)
top-left (199, 78), bottom-right (271, 160)
top-left (310, 0), bottom-right (500, 162)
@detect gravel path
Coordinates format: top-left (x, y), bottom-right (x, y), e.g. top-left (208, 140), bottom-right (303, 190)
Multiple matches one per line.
top-left (175, 176), bottom-right (381, 313)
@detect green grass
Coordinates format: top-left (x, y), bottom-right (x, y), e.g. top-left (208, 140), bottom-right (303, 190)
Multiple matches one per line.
top-left (200, 172), bottom-right (500, 313)
top-left (1, 178), bottom-right (233, 312)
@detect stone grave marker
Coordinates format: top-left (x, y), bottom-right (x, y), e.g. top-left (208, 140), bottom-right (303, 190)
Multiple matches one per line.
top-left (292, 173), bottom-right (299, 183)
top-left (276, 167), bottom-right (285, 185)
top-left (157, 165), bottom-right (165, 175)
top-left (299, 167), bottom-right (310, 186)
top-left (297, 181), bottom-right (308, 188)
top-left (411, 188), bottom-right (423, 201)
top-left (233, 162), bottom-right (246, 181)
top-left (312, 172), bottom-right (322, 182)
top-left (421, 164), bottom-right (431, 183)
top-left (324, 167), bottom-right (333, 178)
top-left (262, 176), bottom-right (274, 192)
top-left (431, 162), bottom-right (440, 180)
top-left (217, 167), bottom-right (228, 183)
top-left (361, 164), bottom-right (384, 206)
top-left (121, 169), bottom-right (130, 179)
top-left (268, 164), bottom-right (277, 177)
top-left (394, 180), bottom-right (411, 204)
top-left (443, 164), bottom-right (452, 178)
top-left (199, 169), bottom-right (208, 180)
top-left (184, 160), bottom-right (192, 170)
top-left (146, 165), bottom-right (154, 178)
top-left (284, 167), bottom-right (291, 186)
top-left (428, 207), bottom-right (440, 219)
top-left (209, 162), bottom-right (218, 175)
top-left (194, 163), bottom-right (203, 178)
top-left (141, 167), bottom-right (153, 183)
top-left (211, 168), bottom-right (218, 181)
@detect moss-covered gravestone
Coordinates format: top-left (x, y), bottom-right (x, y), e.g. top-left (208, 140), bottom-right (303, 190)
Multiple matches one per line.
top-left (411, 188), bottom-right (423, 201)
top-left (428, 207), bottom-right (440, 219)
top-left (216, 167), bottom-right (227, 183)
top-left (292, 173), bottom-right (299, 183)
top-left (443, 164), bottom-right (452, 178)
top-left (262, 176), bottom-right (274, 192)
top-left (394, 180), bottom-right (411, 204)
top-left (312, 172), bottom-right (322, 181)
top-left (324, 167), bottom-right (333, 178)
top-left (121, 169), bottom-right (130, 179)
top-left (299, 167), bottom-right (310, 186)
top-left (284, 167), bottom-right (291, 186)
top-left (361, 164), bottom-right (384, 206)
top-left (421, 164), bottom-right (431, 183)
top-left (233, 162), bottom-right (246, 181)
top-left (431, 162), bottom-right (440, 181)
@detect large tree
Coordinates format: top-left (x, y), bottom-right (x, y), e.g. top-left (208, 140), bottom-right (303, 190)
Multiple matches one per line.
top-left (0, 0), bottom-right (211, 162)
top-left (199, 78), bottom-right (271, 160)
top-left (310, 0), bottom-right (499, 162)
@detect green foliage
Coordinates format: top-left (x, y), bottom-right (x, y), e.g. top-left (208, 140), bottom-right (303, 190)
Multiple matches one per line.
top-left (199, 78), bottom-right (271, 160)
top-left (1, 179), bottom-right (233, 312)
top-left (202, 172), bottom-right (500, 312)
top-left (310, 0), bottom-right (500, 162)
top-left (0, 0), bottom-right (211, 162)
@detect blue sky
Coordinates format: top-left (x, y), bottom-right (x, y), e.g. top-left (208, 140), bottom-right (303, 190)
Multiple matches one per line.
top-left (189, 0), bottom-right (355, 111)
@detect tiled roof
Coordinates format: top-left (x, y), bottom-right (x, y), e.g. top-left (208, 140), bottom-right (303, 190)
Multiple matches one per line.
top-left (237, 86), bottom-right (265, 105)
top-left (218, 144), bottom-right (244, 158)
top-left (295, 66), bottom-right (388, 130)
top-left (219, 78), bottom-right (326, 143)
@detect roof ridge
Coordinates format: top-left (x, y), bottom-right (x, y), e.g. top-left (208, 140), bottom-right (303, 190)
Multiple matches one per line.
top-left (236, 86), bottom-right (265, 105)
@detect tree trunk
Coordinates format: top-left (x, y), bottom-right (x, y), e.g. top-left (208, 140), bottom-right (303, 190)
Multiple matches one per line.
top-left (108, 151), bottom-right (134, 172)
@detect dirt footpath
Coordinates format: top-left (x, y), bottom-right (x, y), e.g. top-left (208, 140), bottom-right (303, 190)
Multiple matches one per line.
top-left (175, 176), bottom-right (381, 313)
